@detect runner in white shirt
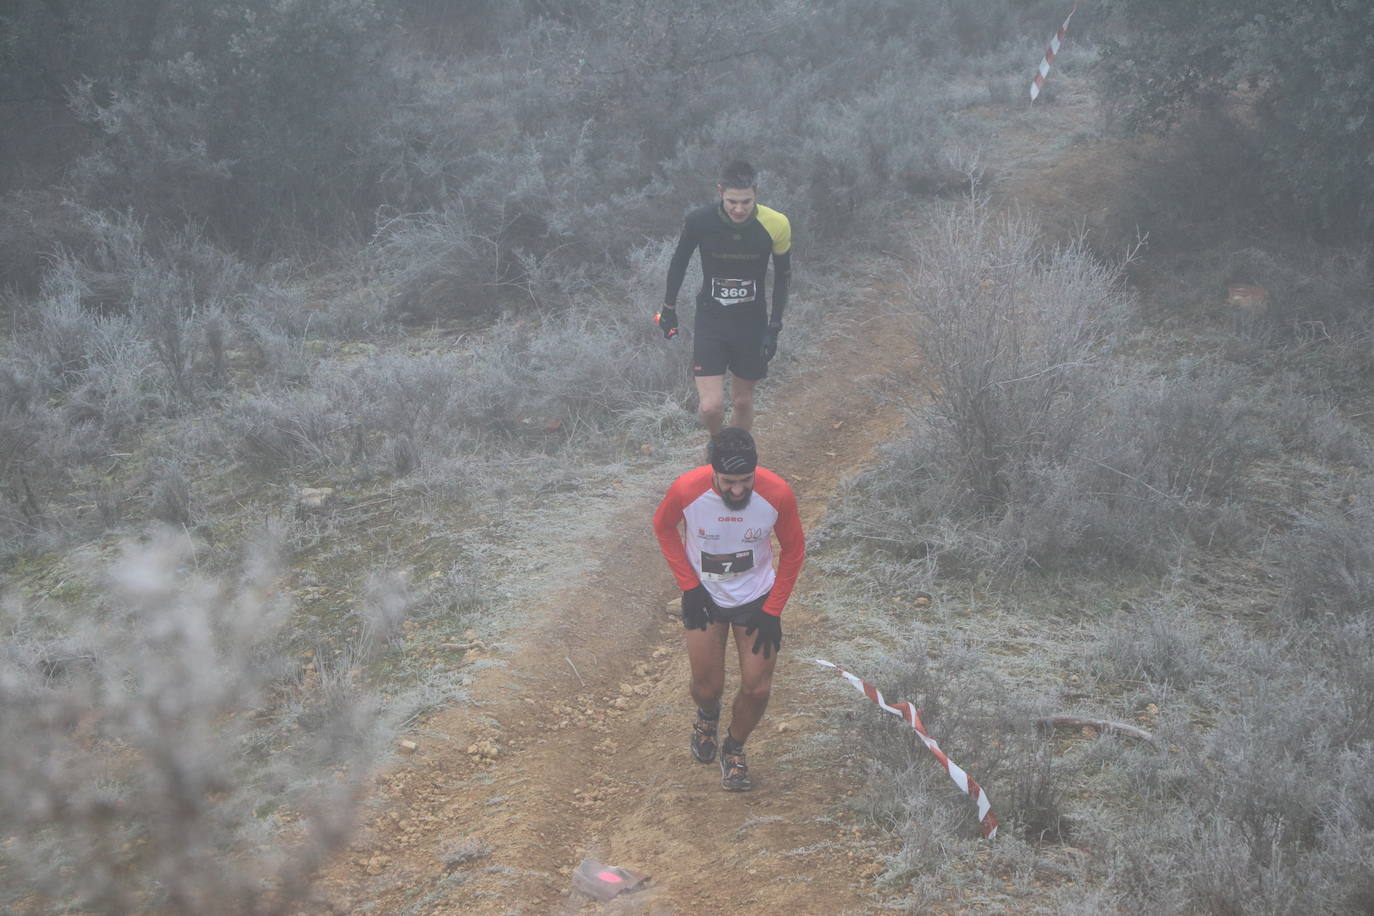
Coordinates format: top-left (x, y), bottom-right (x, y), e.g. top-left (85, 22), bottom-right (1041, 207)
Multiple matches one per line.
top-left (652, 428), bottom-right (805, 791)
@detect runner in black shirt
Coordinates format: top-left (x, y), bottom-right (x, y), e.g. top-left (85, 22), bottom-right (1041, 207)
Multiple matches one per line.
top-left (656, 160), bottom-right (791, 435)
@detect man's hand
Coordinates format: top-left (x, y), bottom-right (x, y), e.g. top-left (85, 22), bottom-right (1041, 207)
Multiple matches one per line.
top-left (762, 323), bottom-right (781, 361)
top-left (681, 584), bottom-right (710, 630)
top-left (743, 608), bottom-right (782, 658)
top-left (655, 306), bottom-right (679, 339)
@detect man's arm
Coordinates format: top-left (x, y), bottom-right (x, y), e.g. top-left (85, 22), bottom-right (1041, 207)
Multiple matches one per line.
top-left (762, 480), bottom-right (804, 617)
top-left (769, 250), bottom-right (790, 327)
top-left (653, 482), bottom-right (701, 590)
top-left (757, 207), bottom-right (792, 326)
top-left (663, 217), bottom-right (700, 309)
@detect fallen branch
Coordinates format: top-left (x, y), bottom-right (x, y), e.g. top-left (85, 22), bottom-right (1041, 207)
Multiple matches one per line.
top-left (1035, 715), bottom-right (1155, 744)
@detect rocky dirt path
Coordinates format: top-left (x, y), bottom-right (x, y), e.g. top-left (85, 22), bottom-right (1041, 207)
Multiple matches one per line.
top-left (308, 290), bottom-right (924, 914)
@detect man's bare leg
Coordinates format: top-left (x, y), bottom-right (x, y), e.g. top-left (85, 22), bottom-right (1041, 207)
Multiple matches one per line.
top-left (694, 375), bottom-right (727, 436)
top-left (723, 622), bottom-right (777, 744)
top-left (684, 622), bottom-right (730, 714)
top-left (729, 376), bottom-right (758, 432)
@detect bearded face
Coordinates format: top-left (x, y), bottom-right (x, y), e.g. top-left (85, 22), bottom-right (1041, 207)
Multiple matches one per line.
top-left (713, 471), bottom-right (755, 510)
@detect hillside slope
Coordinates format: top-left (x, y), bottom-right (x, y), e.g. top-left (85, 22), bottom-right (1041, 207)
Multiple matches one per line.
top-left (309, 86), bottom-right (1115, 915)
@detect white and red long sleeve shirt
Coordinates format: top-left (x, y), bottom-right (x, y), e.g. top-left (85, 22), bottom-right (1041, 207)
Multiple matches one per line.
top-left (652, 465), bottom-right (805, 617)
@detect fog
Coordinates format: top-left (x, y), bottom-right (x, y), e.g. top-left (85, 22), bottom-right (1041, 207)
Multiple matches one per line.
top-left (2, 2), bottom-right (1372, 912)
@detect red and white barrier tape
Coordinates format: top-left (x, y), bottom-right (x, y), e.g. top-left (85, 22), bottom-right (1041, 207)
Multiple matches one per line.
top-left (815, 659), bottom-right (998, 839)
top-left (1029, 2), bottom-right (1078, 102)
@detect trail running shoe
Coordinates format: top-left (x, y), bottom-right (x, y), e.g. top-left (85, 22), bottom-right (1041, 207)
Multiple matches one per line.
top-left (690, 709), bottom-right (718, 763)
top-left (719, 741), bottom-right (752, 791)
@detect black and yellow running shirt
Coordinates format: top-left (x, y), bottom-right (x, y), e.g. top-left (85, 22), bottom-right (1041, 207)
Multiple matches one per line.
top-left (664, 203), bottom-right (791, 324)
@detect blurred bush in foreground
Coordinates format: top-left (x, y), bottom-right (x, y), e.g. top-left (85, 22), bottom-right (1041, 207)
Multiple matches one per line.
top-left (0, 531), bottom-right (386, 914)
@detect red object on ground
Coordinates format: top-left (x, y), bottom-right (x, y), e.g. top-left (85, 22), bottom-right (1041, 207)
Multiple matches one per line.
top-left (572, 857), bottom-right (650, 901)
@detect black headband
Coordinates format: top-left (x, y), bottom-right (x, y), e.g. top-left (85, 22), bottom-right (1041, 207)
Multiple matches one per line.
top-left (711, 448), bottom-right (757, 474)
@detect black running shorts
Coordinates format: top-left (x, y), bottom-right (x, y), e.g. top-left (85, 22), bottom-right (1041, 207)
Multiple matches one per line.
top-left (692, 309), bottom-right (768, 380)
top-left (685, 590), bottom-right (770, 628)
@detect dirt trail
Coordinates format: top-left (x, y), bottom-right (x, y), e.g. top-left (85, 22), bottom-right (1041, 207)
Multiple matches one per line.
top-left (310, 296), bottom-right (922, 914)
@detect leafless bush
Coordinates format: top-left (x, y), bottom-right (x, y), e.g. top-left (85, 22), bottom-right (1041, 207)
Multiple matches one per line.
top-left (145, 457), bottom-right (195, 527)
top-left (824, 199), bottom-right (1288, 577)
top-left (387, 433), bottom-right (420, 476)
top-left (345, 352), bottom-right (477, 453)
top-left (236, 309), bottom-right (314, 386)
top-left (15, 214), bottom-right (253, 419)
top-left (120, 224), bottom-right (249, 406)
top-left (204, 308), bottom-right (229, 387)
top-left (0, 190), bottom-right (92, 296)
top-left (1107, 630), bottom-right (1374, 915)
top-left (911, 197), bottom-right (1134, 514)
top-left (58, 317), bottom-right (160, 441)
top-left (0, 531), bottom-right (382, 914)
top-left (400, 559), bottom-right (485, 635)
top-left (21, 274), bottom-right (119, 391)
top-left (0, 346), bottom-right (145, 545)
top-left (525, 295), bottom-right (691, 431)
top-left (216, 390), bottom-right (348, 474)
top-left (1274, 480), bottom-right (1374, 620)
top-left (129, 268), bottom-right (201, 404)
top-left (0, 364), bottom-right (48, 534)
top-left (1087, 598), bottom-right (1209, 692)
top-left (1050, 359), bottom-right (1273, 565)
top-left (1249, 245), bottom-right (1374, 395)
top-left (215, 303), bottom-right (688, 477)
top-left (1269, 391), bottom-right (1373, 467)
top-left (830, 639), bottom-right (1079, 908)
top-left (356, 570), bottom-right (412, 660)
top-left (833, 359), bottom-right (1272, 578)
top-left (834, 640), bottom-right (1070, 849)
top-left (796, 83), bottom-right (966, 238)
top-left (368, 206), bottom-right (503, 324)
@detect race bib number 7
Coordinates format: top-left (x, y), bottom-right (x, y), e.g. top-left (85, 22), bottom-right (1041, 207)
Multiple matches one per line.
top-left (699, 549), bottom-right (755, 581)
top-left (711, 278), bottom-right (756, 306)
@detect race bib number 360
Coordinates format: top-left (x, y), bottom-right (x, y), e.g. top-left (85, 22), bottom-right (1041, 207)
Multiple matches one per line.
top-left (699, 549), bottom-right (755, 580)
top-left (711, 278), bottom-right (755, 306)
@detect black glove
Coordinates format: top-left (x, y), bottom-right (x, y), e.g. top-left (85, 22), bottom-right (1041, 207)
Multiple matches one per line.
top-left (743, 608), bottom-right (782, 658)
top-left (655, 307), bottom-right (679, 339)
top-left (762, 323), bottom-right (781, 361)
top-left (680, 584), bottom-right (710, 630)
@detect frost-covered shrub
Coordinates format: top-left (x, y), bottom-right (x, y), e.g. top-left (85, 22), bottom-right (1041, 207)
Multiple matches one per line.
top-left (1275, 480), bottom-right (1374, 620)
top-left (821, 197), bottom-right (1286, 577)
top-left (0, 532), bottom-right (384, 913)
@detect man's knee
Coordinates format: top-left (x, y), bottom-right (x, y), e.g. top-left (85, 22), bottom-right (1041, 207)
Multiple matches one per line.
top-left (698, 400), bottom-right (725, 426)
top-left (692, 672), bottom-right (725, 700)
top-left (737, 677), bottom-right (772, 706)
